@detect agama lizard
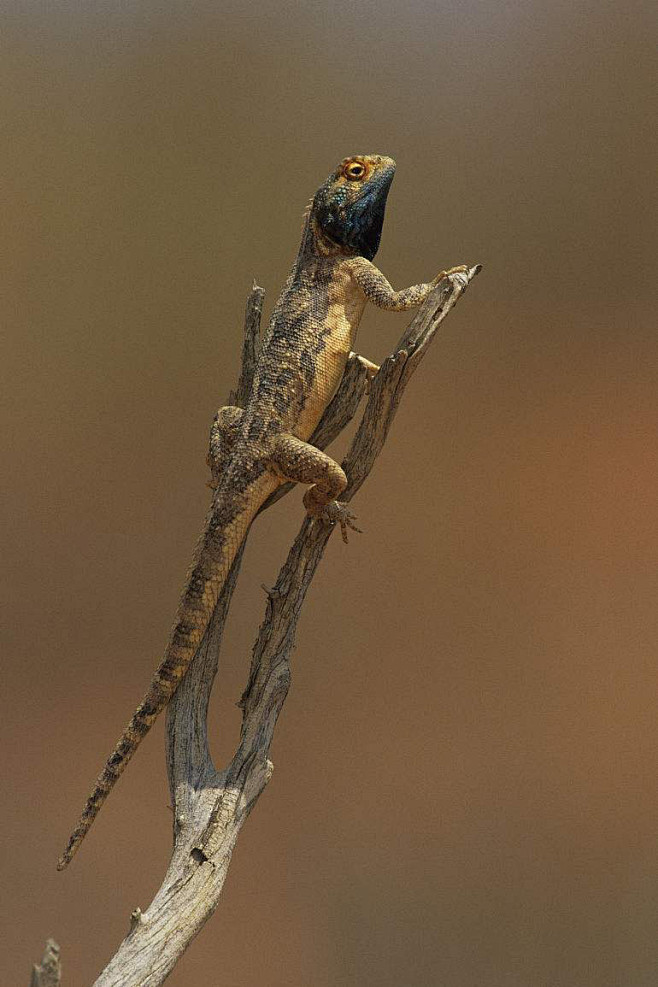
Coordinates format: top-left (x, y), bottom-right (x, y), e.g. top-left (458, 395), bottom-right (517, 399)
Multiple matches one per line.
top-left (58, 154), bottom-right (467, 869)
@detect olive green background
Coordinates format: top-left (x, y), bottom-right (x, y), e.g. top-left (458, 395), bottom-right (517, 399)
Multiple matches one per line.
top-left (2, 1), bottom-right (656, 984)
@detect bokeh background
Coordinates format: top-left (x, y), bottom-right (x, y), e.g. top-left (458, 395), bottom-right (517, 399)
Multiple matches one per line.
top-left (2, 1), bottom-right (656, 983)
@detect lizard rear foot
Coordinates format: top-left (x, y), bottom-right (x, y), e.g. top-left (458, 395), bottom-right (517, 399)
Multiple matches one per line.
top-left (350, 352), bottom-right (380, 393)
top-left (304, 493), bottom-right (362, 544)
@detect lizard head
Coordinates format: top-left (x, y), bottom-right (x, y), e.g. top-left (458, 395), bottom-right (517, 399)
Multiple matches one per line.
top-left (310, 154), bottom-right (396, 261)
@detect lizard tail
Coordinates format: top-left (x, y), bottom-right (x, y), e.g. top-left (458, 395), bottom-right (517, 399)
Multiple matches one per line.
top-left (57, 471), bottom-right (277, 870)
top-left (57, 686), bottom-right (172, 871)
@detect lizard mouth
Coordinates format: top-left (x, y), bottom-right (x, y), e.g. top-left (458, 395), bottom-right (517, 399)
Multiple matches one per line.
top-left (347, 163), bottom-right (396, 260)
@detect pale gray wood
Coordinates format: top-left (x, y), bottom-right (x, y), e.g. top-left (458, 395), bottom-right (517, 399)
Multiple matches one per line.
top-left (52, 267), bottom-right (480, 986)
top-left (229, 280), bottom-right (264, 409)
top-left (30, 940), bottom-right (61, 987)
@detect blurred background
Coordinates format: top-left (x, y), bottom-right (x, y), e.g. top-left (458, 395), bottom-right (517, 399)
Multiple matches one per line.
top-left (2, 0), bottom-right (656, 983)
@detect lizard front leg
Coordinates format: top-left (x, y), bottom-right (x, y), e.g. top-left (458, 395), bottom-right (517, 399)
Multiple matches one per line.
top-left (207, 405), bottom-right (243, 488)
top-left (347, 256), bottom-right (468, 311)
top-left (268, 433), bottom-right (361, 543)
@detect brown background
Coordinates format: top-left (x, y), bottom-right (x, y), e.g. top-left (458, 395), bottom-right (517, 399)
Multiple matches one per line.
top-left (2, 1), bottom-right (656, 984)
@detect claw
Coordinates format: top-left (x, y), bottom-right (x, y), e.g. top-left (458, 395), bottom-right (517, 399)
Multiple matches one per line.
top-left (320, 500), bottom-right (362, 544)
top-left (433, 264), bottom-right (469, 285)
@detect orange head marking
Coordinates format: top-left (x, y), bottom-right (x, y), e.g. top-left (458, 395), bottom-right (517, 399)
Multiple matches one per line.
top-left (342, 158), bottom-right (369, 181)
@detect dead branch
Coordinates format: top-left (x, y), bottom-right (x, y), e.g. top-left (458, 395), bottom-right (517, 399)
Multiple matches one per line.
top-left (30, 940), bottom-right (61, 987)
top-left (54, 265), bottom-right (480, 985)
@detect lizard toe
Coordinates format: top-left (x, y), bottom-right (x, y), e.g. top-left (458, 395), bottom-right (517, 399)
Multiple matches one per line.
top-left (432, 264), bottom-right (469, 285)
top-left (323, 500), bottom-right (362, 544)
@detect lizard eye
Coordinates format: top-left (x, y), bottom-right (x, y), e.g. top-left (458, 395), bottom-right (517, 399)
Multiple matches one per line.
top-left (343, 161), bottom-right (366, 180)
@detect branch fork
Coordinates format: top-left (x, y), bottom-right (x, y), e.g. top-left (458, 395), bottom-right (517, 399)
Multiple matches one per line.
top-left (36, 265), bottom-right (480, 986)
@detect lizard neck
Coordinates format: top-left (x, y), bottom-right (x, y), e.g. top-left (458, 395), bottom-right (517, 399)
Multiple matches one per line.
top-left (293, 213), bottom-right (349, 275)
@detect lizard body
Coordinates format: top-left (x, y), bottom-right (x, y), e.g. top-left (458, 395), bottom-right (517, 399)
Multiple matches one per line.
top-left (58, 154), bottom-right (466, 869)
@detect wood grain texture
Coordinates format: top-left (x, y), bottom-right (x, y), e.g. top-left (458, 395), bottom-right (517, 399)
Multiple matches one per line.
top-left (29, 941), bottom-right (61, 987)
top-left (58, 266), bottom-right (479, 986)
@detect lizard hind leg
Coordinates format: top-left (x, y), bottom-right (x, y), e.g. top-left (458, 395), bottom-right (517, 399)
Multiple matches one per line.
top-left (207, 406), bottom-right (244, 488)
top-left (268, 433), bottom-right (361, 544)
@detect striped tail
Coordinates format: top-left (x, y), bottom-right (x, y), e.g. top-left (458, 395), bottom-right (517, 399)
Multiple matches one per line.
top-left (58, 472), bottom-right (276, 870)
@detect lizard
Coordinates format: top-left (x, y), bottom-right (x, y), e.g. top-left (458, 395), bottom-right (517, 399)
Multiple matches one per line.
top-left (58, 153), bottom-right (467, 870)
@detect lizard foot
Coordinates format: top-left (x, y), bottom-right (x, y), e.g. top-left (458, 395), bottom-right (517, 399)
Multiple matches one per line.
top-left (305, 496), bottom-right (362, 544)
top-left (352, 353), bottom-right (380, 394)
top-left (432, 264), bottom-right (469, 285)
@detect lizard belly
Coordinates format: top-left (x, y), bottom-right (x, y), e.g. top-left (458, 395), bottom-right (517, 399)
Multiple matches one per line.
top-left (294, 278), bottom-right (366, 441)
top-left (294, 318), bottom-right (354, 441)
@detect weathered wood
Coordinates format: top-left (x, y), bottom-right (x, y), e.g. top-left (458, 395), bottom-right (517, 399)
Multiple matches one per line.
top-left (229, 281), bottom-right (264, 409)
top-left (29, 940), bottom-right (61, 987)
top-left (59, 266), bottom-right (480, 986)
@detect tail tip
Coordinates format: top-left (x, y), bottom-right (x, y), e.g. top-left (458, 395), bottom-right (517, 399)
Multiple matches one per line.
top-left (57, 843), bottom-right (75, 871)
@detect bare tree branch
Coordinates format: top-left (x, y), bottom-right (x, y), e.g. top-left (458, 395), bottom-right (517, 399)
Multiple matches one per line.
top-left (60, 265), bottom-right (480, 986)
top-left (30, 940), bottom-right (61, 987)
top-left (229, 281), bottom-right (264, 409)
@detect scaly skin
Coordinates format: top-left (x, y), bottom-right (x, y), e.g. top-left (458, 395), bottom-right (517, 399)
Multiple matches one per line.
top-left (58, 154), bottom-right (467, 869)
